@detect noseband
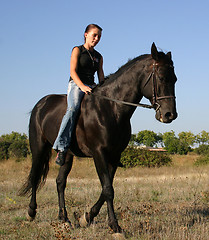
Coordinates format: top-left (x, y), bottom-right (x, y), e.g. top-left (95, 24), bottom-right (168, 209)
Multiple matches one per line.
top-left (143, 63), bottom-right (175, 112)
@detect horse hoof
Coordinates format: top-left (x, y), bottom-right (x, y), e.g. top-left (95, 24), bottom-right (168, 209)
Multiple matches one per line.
top-left (28, 207), bottom-right (36, 220)
top-left (26, 215), bottom-right (35, 222)
top-left (112, 233), bottom-right (126, 240)
top-left (64, 220), bottom-right (73, 229)
top-left (61, 221), bottom-right (73, 230)
top-left (79, 212), bottom-right (88, 228)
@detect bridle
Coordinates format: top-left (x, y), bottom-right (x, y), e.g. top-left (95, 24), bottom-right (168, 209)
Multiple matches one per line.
top-left (143, 62), bottom-right (176, 112)
top-left (91, 62), bottom-right (175, 112)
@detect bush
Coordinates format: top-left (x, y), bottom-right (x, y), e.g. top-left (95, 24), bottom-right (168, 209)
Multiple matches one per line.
top-left (120, 147), bottom-right (172, 168)
top-left (8, 139), bottom-right (28, 159)
top-left (0, 132), bottom-right (29, 161)
top-left (194, 155), bottom-right (209, 166)
top-left (0, 140), bottom-right (10, 161)
top-left (193, 145), bottom-right (209, 166)
top-left (194, 145), bottom-right (209, 155)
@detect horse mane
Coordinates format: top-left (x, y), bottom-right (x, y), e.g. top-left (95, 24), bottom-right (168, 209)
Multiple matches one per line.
top-left (101, 54), bottom-right (150, 85)
top-left (99, 49), bottom-right (170, 87)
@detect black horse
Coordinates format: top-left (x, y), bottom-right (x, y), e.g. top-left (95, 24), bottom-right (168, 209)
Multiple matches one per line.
top-left (20, 43), bottom-right (177, 234)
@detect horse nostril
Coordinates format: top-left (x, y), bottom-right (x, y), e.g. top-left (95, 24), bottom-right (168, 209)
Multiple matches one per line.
top-left (165, 112), bottom-right (172, 119)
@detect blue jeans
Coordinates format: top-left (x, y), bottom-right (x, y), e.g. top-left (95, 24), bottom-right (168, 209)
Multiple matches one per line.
top-left (53, 81), bottom-right (88, 152)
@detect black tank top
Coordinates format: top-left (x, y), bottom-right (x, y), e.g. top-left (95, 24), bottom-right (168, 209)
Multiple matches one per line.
top-left (70, 45), bottom-right (102, 85)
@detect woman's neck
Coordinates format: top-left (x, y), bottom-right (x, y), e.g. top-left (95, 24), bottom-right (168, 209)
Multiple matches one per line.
top-left (83, 43), bottom-right (94, 52)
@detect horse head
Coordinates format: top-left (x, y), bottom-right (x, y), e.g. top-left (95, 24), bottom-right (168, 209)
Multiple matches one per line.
top-left (142, 43), bottom-right (178, 123)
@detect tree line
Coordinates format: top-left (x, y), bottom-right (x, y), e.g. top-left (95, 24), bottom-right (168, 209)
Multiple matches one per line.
top-left (0, 130), bottom-right (209, 161)
top-left (130, 130), bottom-right (209, 155)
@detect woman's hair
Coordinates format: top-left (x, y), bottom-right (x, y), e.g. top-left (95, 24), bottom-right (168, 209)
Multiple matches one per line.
top-left (85, 24), bottom-right (103, 33)
top-left (84, 24), bottom-right (103, 42)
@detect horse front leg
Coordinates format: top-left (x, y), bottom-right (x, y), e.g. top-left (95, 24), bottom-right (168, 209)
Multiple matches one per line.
top-left (56, 153), bottom-right (73, 224)
top-left (84, 153), bottom-right (121, 233)
top-left (104, 178), bottom-right (121, 233)
top-left (84, 163), bottom-right (116, 222)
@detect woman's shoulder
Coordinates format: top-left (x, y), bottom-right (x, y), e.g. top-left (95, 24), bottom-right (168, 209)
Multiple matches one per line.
top-left (72, 45), bottom-right (83, 52)
top-left (71, 46), bottom-right (84, 57)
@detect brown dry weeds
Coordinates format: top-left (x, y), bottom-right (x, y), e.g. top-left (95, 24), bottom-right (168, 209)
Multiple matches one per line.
top-left (0, 155), bottom-right (208, 239)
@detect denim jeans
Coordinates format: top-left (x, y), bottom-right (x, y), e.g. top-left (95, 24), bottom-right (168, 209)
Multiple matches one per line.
top-left (53, 80), bottom-right (88, 152)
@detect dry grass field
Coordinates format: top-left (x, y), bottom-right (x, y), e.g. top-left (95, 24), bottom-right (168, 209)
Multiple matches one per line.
top-left (0, 154), bottom-right (208, 239)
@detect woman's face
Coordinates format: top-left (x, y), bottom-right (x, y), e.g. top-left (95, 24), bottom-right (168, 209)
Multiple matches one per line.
top-left (85, 27), bottom-right (102, 48)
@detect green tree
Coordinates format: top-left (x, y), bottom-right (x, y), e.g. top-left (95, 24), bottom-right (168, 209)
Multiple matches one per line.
top-left (177, 131), bottom-right (195, 154)
top-left (162, 131), bottom-right (179, 154)
top-left (135, 130), bottom-right (161, 147)
top-left (196, 131), bottom-right (209, 146)
top-left (178, 131), bottom-right (196, 147)
top-left (0, 138), bottom-right (10, 160)
top-left (0, 132), bottom-right (29, 159)
top-left (176, 141), bottom-right (190, 155)
top-left (129, 134), bottom-right (137, 146)
top-left (163, 131), bottom-right (196, 155)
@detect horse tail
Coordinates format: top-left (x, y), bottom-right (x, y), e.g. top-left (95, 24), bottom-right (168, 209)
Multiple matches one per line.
top-left (19, 146), bottom-right (51, 196)
top-left (19, 105), bottom-right (52, 196)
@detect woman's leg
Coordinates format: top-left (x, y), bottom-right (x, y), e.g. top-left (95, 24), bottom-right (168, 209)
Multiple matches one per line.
top-left (53, 81), bottom-right (85, 156)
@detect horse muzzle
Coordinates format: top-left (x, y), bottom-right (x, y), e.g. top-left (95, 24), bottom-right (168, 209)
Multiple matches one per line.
top-left (156, 110), bottom-right (178, 123)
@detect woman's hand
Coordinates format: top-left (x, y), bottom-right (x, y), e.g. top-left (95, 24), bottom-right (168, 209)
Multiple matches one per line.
top-left (80, 85), bottom-right (92, 94)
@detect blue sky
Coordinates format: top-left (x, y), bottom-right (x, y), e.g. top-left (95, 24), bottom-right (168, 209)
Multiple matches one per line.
top-left (1, 0), bottom-right (209, 136)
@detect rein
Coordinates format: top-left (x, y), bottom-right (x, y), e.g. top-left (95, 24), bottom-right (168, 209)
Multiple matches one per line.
top-left (91, 92), bottom-right (154, 109)
top-left (91, 62), bottom-right (175, 111)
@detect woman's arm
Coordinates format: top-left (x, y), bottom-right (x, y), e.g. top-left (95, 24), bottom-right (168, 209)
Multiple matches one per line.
top-left (70, 47), bottom-right (92, 94)
top-left (97, 55), bottom-right (105, 83)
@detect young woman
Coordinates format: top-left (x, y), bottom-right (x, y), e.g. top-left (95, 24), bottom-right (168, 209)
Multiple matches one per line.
top-left (53, 24), bottom-right (105, 166)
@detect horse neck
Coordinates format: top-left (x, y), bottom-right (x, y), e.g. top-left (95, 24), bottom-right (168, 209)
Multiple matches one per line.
top-left (98, 56), bottom-right (151, 119)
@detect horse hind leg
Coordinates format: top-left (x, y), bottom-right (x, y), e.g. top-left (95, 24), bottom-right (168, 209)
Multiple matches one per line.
top-left (56, 152), bottom-right (73, 224)
top-left (29, 140), bottom-right (52, 220)
top-left (19, 134), bottom-right (52, 221)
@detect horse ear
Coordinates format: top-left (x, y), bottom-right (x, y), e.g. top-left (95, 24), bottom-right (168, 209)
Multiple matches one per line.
top-left (166, 51), bottom-right (172, 60)
top-left (151, 42), bottom-right (159, 61)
